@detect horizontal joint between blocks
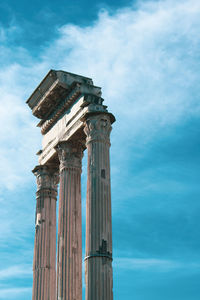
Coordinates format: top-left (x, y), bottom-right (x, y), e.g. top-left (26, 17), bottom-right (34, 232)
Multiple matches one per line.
top-left (84, 254), bottom-right (113, 261)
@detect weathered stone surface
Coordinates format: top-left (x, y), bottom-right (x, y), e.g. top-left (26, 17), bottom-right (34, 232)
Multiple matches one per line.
top-left (26, 70), bottom-right (95, 119)
top-left (32, 165), bottom-right (59, 300)
top-left (56, 141), bottom-right (83, 300)
top-left (27, 70), bottom-right (115, 300)
top-left (84, 113), bottom-right (114, 300)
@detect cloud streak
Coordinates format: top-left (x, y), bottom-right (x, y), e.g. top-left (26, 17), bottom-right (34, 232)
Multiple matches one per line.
top-left (1, 0), bottom-right (200, 190)
top-left (0, 265), bottom-right (32, 280)
top-left (0, 287), bottom-right (31, 299)
top-left (114, 257), bottom-right (200, 271)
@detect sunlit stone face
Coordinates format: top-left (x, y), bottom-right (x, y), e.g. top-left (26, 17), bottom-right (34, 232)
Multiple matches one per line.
top-left (26, 69), bottom-right (105, 165)
top-left (39, 96), bottom-right (86, 165)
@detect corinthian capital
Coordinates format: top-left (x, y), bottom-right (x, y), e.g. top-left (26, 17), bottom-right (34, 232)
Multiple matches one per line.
top-left (84, 114), bottom-right (112, 144)
top-left (33, 165), bottom-right (59, 191)
top-left (55, 141), bottom-right (84, 171)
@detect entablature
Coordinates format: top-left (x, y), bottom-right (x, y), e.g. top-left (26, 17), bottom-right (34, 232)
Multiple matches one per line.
top-left (26, 70), bottom-right (103, 134)
top-left (27, 69), bottom-right (114, 166)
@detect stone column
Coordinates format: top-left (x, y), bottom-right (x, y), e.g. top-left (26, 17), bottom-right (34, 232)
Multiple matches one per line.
top-left (32, 165), bottom-right (59, 300)
top-left (56, 141), bottom-right (83, 300)
top-left (84, 113), bottom-right (114, 300)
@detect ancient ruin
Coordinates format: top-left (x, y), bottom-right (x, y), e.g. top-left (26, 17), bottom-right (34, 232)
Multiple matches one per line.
top-left (27, 70), bottom-right (115, 300)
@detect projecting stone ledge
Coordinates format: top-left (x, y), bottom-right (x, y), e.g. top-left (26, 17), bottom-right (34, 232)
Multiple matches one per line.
top-left (26, 69), bottom-right (111, 165)
top-left (26, 70), bottom-right (103, 134)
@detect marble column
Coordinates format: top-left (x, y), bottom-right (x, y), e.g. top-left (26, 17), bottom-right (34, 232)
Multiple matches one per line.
top-left (56, 141), bottom-right (83, 300)
top-left (32, 165), bottom-right (59, 300)
top-left (84, 113), bottom-right (113, 300)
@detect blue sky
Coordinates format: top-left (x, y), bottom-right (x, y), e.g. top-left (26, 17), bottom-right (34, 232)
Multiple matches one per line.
top-left (0, 0), bottom-right (200, 299)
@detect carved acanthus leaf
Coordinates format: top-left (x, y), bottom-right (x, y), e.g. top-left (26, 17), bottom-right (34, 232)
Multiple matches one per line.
top-left (33, 165), bottom-right (59, 191)
top-left (55, 141), bottom-right (84, 171)
top-left (84, 114), bottom-right (112, 144)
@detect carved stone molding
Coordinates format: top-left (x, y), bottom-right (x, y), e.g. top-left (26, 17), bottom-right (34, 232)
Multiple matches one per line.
top-left (55, 141), bottom-right (84, 171)
top-left (84, 113), bottom-right (112, 145)
top-left (33, 165), bottom-right (59, 192)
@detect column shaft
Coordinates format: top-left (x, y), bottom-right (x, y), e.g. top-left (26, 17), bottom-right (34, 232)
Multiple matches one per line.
top-left (84, 114), bottom-right (113, 300)
top-left (56, 141), bottom-right (83, 300)
top-left (32, 165), bottom-right (58, 300)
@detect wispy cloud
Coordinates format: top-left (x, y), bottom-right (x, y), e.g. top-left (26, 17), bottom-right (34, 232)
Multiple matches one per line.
top-left (0, 287), bottom-right (31, 299)
top-left (114, 257), bottom-right (200, 271)
top-left (44, 0), bottom-right (200, 132)
top-left (0, 265), bottom-right (32, 280)
top-left (0, 0), bottom-right (200, 191)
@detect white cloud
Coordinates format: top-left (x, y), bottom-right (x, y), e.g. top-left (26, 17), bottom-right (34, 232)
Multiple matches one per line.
top-left (0, 287), bottom-right (31, 299)
top-left (114, 257), bottom-right (200, 271)
top-left (45, 0), bottom-right (200, 130)
top-left (0, 265), bottom-right (32, 280)
top-left (0, 64), bottom-right (41, 191)
top-left (0, 0), bottom-right (200, 191)
top-left (0, 23), bottom-right (19, 43)
top-left (0, 264), bottom-right (32, 299)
